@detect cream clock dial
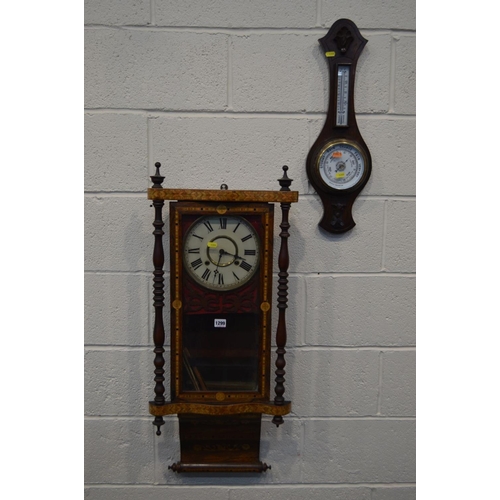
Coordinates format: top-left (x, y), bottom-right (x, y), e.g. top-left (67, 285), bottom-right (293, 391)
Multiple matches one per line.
top-left (183, 215), bottom-right (260, 291)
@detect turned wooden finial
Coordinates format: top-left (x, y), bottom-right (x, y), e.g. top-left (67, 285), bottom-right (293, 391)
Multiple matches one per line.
top-left (151, 162), bottom-right (165, 188)
top-left (278, 165), bottom-right (292, 192)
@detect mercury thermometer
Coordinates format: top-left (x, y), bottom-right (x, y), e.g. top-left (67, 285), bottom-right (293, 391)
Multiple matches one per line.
top-left (336, 65), bottom-right (350, 126)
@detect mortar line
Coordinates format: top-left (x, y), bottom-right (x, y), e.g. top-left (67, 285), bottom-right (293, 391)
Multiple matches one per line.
top-left (149, 0), bottom-right (155, 25)
top-left (84, 414), bottom-right (415, 421)
top-left (85, 344), bottom-right (416, 353)
top-left (84, 191), bottom-right (148, 197)
top-left (84, 269), bottom-right (152, 275)
top-left (85, 345), bottom-right (155, 350)
top-left (389, 32), bottom-right (397, 113)
top-left (357, 194), bottom-right (415, 201)
top-left (300, 418), bottom-right (305, 482)
top-left (291, 346), bottom-right (416, 351)
top-left (381, 199), bottom-right (389, 270)
top-left (227, 36), bottom-right (233, 110)
top-left (316, 0), bottom-right (322, 27)
top-left (154, 417), bottom-right (168, 485)
top-left (84, 25), bottom-right (414, 35)
top-left (84, 482), bottom-right (417, 489)
top-left (296, 271), bottom-right (416, 278)
top-left (377, 351), bottom-right (383, 415)
top-left (301, 276), bottom-right (308, 345)
top-left (83, 269), bottom-right (415, 278)
top-left (147, 115), bottom-right (153, 175)
top-left (84, 108), bottom-right (416, 120)
top-left (307, 117), bottom-right (314, 147)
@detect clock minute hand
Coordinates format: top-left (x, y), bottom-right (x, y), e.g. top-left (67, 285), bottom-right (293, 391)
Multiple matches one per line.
top-left (212, 249), bottom-right (223, 283)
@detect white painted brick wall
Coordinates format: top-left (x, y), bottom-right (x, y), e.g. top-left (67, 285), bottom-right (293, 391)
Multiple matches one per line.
top-left (85, 0), bottom-right (415, 497)
top-left (85, 113), bottom-right (148, 191)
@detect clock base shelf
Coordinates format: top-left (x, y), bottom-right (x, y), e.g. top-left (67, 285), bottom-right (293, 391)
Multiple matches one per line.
top-left (149, 400), bottom-right (291, 417)
top-left (169, 462), bottom-right (270, 473)
top-left (169, 414), bottom-right (270, 473)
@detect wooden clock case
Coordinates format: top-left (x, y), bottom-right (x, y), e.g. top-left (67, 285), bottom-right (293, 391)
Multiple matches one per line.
top-left (147, 164), bottom-right (298, 472)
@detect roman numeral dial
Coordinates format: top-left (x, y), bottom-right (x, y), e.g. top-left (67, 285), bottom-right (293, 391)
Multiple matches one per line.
top-left (183, 215), bottom-right (260, 290)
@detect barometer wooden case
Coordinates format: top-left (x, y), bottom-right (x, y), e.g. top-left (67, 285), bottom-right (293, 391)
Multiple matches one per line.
top-left (148, 164), bottom-right (298, 473)
top-left (306, 19), bottom-right (372, 234)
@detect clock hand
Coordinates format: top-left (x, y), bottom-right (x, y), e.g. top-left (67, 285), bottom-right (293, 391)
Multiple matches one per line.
top-left (212, 249), bottom-right (223, 283)
top-left (220, 249), bottom-right (246, 261)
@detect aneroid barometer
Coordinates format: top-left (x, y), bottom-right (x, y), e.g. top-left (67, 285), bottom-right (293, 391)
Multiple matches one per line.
top-left (148, 164), bottom-right (298, 472)
top-left (306, 19), bottom-right (372, 233)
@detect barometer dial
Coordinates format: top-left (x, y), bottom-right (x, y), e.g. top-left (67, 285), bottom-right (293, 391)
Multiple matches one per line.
top-left (317, 140), bottom-right (367, 191)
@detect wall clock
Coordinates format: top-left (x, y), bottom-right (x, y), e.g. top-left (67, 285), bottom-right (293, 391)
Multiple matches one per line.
top-left (148, 164), bottom-right (298, 472)
top-left (306, 19), bottom-right (372, 234)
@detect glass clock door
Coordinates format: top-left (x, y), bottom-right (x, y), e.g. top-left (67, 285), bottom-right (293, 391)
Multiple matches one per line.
top-left (182, 312), bottom-right (260, 392)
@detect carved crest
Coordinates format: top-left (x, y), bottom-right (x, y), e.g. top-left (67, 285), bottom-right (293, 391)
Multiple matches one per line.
top-left (334, 27), bottom-right (353, 53)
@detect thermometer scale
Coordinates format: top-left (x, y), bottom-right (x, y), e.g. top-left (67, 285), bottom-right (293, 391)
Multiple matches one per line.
top-left (336, 65), bottom-right (350, 126)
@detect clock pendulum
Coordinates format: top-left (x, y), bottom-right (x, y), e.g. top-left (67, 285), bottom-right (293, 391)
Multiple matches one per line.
top-left (147, 163), bottom-right (298, 472)
top-left (306, 19), bottom-right (372, 234)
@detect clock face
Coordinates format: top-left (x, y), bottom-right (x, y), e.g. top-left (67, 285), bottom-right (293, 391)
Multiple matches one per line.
top-left (317, 140), bottom-right (367, 191)
top-left (183, 215), bottom-right (260, 291)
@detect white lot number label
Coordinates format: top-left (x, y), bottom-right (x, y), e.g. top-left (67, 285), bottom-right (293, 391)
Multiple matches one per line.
top-left (214, 319), bottom-right (227, 328)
